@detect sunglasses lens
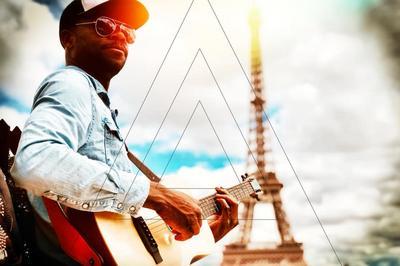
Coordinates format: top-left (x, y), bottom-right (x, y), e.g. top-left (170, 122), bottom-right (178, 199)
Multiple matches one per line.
top-left (96, 17), bottom-right (116, 36)
top-left (93, 16), bottom-right (135, 44)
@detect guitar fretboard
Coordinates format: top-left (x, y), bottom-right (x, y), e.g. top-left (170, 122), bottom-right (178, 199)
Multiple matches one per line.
top-left (198, 181), bottom-right (254, 219)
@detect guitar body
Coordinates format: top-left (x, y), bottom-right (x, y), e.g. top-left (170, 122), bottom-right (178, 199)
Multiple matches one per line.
top-left (93, 211), bottom-right (215, 266)
top-left (68, 208), bottom-right (215, 266)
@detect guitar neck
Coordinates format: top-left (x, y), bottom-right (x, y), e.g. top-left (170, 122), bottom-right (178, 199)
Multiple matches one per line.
top-left (198, 181), bottom-right (254, 219)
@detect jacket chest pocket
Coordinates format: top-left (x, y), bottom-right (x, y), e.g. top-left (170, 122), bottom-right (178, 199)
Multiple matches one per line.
top-left (103, 117), bottom-right (124, 164)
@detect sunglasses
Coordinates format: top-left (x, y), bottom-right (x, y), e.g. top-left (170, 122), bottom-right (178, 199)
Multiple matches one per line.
top-left (75, 16), bottom-right (136, 44)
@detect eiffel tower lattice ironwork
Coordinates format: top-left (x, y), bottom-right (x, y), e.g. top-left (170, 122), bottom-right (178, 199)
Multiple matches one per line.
top-left (221, 5), bottom-right (307, 266)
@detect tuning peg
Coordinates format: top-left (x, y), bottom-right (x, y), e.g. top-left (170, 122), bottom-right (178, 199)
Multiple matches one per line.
top-left (241, 173), bottom-right (249, 181)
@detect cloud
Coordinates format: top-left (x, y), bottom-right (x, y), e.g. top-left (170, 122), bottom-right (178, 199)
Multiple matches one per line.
top-left (0, 0), bottom-right (25, 80)
top-left (31, 0), bottom-right (66, 18)
top-left (0, 106), bottom-right (29, 129)
top-left (367, 0), bottom-right (400, 84)
top-left (0, 89), bottom-right (30, 113)
top-left (0, 1), bottom-right (64, 106)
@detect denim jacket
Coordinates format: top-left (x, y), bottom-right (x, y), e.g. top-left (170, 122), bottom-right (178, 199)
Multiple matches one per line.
top-left (11, 66), bottom-right (150, 221)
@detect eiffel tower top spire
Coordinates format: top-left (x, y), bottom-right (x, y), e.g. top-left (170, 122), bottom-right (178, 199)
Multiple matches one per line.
top-left (246, 4), bottom-right (265, 173)
top-left (246, 4), bottom-right (278, 188)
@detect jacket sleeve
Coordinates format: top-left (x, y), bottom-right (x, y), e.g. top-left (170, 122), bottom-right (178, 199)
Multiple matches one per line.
top-left (10, 71), bottom-right (149, 215)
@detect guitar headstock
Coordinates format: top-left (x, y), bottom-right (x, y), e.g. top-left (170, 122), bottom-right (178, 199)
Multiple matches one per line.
top-left (241, 173), bottom-right (262, 201)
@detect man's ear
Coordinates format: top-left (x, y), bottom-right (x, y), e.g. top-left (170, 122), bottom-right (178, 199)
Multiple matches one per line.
top-left (60, 29), bottom-right (75, 49)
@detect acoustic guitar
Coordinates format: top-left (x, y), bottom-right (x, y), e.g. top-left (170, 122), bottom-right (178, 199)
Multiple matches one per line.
top-left (67, 176), bottom-right (261, 265)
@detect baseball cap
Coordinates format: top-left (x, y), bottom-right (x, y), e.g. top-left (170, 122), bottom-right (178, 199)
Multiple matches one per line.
top-left (59, 0), bottom-right (149, 36)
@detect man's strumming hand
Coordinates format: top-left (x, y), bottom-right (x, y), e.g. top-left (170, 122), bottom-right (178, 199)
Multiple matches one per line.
top-left (143, 182), bottom-right (202, 241)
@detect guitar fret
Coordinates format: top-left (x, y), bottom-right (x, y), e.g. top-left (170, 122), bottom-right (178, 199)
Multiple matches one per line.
top-left (201, 198), bottom-right (215, 218)
top-left (229, 187), bottom-right (238, 200)
top-left (237, 191), bottom-right (242, 201)
top-left (229, 189), bottom-right (236, 200)
top-left (239, 187), bottom-right (244, 200)
top-left (199, 179), bottom-right (258, 219)
top-left (207, 199), bottom-right (215, 216)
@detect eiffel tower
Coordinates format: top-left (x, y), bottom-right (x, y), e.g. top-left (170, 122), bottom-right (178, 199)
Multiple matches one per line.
top-left (221, 5), bottom-right (307, 266)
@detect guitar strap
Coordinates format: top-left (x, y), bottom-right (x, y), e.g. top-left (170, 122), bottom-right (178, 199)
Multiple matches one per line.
top-left (125, 144), bottom-right (161, 183)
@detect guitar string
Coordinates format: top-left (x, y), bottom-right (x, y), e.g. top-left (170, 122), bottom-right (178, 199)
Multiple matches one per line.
top-left (146, 215), bottom-right (164, 226)
top-left (148, 221), bottom-right (167, 231)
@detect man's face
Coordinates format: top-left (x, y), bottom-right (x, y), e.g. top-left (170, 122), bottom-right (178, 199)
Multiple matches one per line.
top-left (67, 17), bottom-right (132, 77)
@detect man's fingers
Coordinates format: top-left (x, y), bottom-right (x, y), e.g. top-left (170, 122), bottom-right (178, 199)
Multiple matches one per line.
top-left (189, 207), bottom-right (202, 235)
top-left (195, 206), bottom-right (203, 227)
top-left (175, 233), bottom-right (189, 241)
top-left (216, 189), bottom-right (240, 229)
top-left (168, 215), bottom-right (201, 240)
top-left (190, 219), bottom-right (201, 235)
top-left (215, 187), bottom-right (229, 194)
top-left (218, 197), bottom-right (230, 209)
top-left (215, 193), bottom-right (238, 207)
top-left (216, 198), bottom-right (230, 217)
top-left (173, 227), bottom-right (194, 241)
top-left (215, 187), bottom-right (238, 203)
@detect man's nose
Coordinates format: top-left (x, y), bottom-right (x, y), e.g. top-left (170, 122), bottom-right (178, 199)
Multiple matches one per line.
top-left (110, 26), bottom-right (128, 43)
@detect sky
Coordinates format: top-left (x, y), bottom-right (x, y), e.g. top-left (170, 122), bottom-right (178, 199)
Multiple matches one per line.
top-left (1, 0), bottom-right (400, 265)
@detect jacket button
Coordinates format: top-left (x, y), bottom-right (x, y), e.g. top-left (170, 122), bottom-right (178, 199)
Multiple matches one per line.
top-left (129, 206), bottom-right (136, 212)
top-left (117, 202), bottom-right (123, 209)
top-left (58, 196), bottom-right (66, 201)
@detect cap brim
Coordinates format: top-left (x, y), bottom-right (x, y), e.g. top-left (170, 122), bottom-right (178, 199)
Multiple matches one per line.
top-left (79, 0), bottom-right (149, 29)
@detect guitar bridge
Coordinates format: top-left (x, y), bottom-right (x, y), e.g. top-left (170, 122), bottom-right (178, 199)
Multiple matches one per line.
top-left (131, 216), bottom-right (163, 264)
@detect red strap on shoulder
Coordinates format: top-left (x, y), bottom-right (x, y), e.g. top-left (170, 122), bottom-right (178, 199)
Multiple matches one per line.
top-left (42, 197), bottom-right (103, 266)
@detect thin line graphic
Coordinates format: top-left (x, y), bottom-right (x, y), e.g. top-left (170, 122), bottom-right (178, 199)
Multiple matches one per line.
top-left (198, 101), bottom-right (241, 183)
top-left (206, 0), bottom-right (343, 264)
top-left (199, 50), bottom-right (265, 194)
top-left (154, 98), bottom-right (244, 187)
top-left (123, 49), bottom-right (252, 200)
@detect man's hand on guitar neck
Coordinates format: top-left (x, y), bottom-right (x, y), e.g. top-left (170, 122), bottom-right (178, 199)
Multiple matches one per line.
top-left (143, 182), bottom-right (239, 243)
top-left (208, 187), bottom-right (239, 242)
top-left (143, 182), bottom-right (203, 241)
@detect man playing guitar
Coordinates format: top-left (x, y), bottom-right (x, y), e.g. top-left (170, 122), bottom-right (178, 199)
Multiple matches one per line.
top-left (11, 0), bottom-right (239, 265)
